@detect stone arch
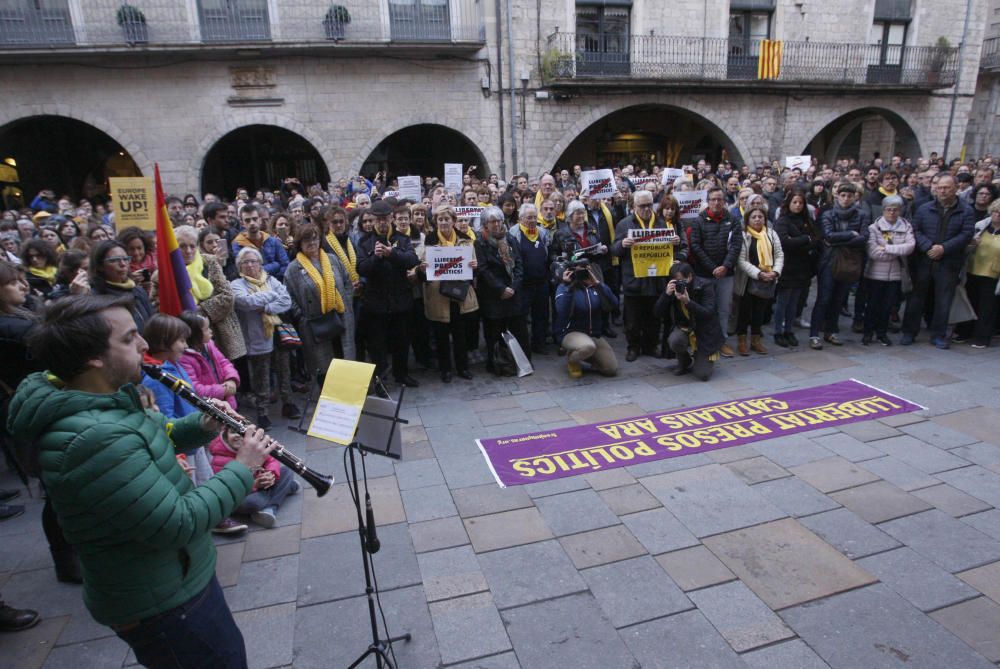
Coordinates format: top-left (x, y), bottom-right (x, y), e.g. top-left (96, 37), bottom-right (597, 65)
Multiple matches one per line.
top-left (794, 105), bottom-right (925, 164)
top-left (0, 106), bottom-right (153, 176)
top-left (347, 115), bottom-right (492, 178)
top-left (189, 111), bottom-right (336, 195)
top-left (538, 95), bottom-right (754, 175)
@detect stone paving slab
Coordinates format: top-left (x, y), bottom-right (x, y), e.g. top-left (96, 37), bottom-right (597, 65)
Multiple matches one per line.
top-left (963, 509), bottom-right (1000, 541)
top-left (703, 518), bottom-right (877, 610)
top-left (597, 482), bottom-right (662, 516)
top-left (781, 584), bottom-right (996, 669)
top-left (40, 636), bottom-right (129, 669)
top-left (621, 609), bottom-right (745, 669)
top-left (880, 509), bottom-right (1000, 573)
top-left (581, 467), bottom-right (636, 490)
top-left (788, 456), bottom-right (880, 493)
top-left (957, 560), bottom-right (1000, 603)
top-left (811, 432), bottom-right (884, 462)
top-left (900, 419), bottom-right (981, 449)
top-left (451, 482), bottom-right (534, 518)
top-left (477, 540), bottom-right (587, 609)
top-left (500, 592), bottom-right (635, 669)
top-left (408, 515), bottom-right (470, 554)
top-left (580, 555), bottom-right (691, 628)
top-left (417, 545), bottom-right (489, 602)
top-left (655, 545), bottom-right (736, 592)
top-left (558, 524), bottom-right (647, 569)
top-left (857, 547), bottom-right (979, 612)
top-left (464, 507), bottom-right (552, 553)
top-left (740, 639), bottom-right (830, 669)
top-left (641, 464), bottom-right (787, 538)
top-left (233, 602), bottom-right (295, 669)
top-left (428, 592), bottom-right (512, 665)
top-left (688, 580), bottom-right (794, 652)
top-left (752, 476), bottom-right (841, 517)
top-left (937, 465), bottom-right (1000, 507)
top-left (723, 456), bottom-right (789, 484)
top-left (400, 483), bottom-right (458, 523)
top-left (948, 442), bottom-right (1000, 468)
top-left (829, 480), bottom-right (933, 523)
top-left (869, 434), bottom-right (970, 473)
top-left (911, 483), bottom-right (993, 517)
top-left (928, 597), bottom-right (1000, 662)
top-left (620, 507), bottom-right (700, 554)
top-left (933, 407), bottom-right (1000, 446)
top-left (799, 507), bottom-right (901, 559)
top-left (533, 488), bottom-right (620, 537)
top-left (858, 456), bottom-right (940, 492)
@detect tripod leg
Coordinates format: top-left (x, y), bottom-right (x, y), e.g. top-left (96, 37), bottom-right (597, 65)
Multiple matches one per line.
top-left (293, 376), bottom-right (321, 433)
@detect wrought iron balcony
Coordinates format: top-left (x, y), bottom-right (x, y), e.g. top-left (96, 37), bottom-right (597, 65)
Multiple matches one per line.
top-left (982, 36), bottom-right (1000, 71)
top-left (0, 0), bottom-right (484, 54)
top-left (544, 32), bottom-right (959, 90)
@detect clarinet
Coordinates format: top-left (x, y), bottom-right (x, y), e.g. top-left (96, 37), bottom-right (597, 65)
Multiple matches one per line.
top-left (141, 363), bottom-right (333, 497)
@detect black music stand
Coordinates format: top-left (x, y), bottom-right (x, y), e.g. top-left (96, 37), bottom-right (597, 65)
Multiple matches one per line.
top-left (344, 377), bottom-right (411, 668)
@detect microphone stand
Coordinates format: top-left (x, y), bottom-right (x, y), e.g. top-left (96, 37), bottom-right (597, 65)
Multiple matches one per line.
top-left (344, 377), bottom-right (411, 669)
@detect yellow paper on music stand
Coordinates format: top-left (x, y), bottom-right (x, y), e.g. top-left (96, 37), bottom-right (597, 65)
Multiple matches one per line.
top-left (307, 359), bottom-right (375, 445)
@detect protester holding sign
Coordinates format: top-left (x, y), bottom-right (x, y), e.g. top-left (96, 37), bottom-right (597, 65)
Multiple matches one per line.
top-left (418, 205), bottom-right (478, 382)
top-left (689, 187), bottom-right (742, 357)
top-left (612, 190), bottom-right (673, 361)
top-left (734, 208), bottom-right (784, 355)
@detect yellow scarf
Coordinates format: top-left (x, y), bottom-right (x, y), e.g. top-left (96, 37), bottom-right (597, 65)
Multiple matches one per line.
top-left (460, 227), bottom-right (477, 241)
top-left (54, 243), bottom-right (66, 255)
top-left (240, 271), bottom-right (283, 338)
top-left (747, 226), bottom-right (774, 272)
top-left (600, 202), bottom-right (618, 267)
top-left (519, 224), bottom-right (539, 243)
top-left (185, 251), bottom-right (215, 303)
top-left (296, 252), bottom-right (345, 315)
top-left (635, 212), bottom-right (654, 230)
top-left (326, 232), bottom-right (359, 284)
top-left (878, 186), bottom-right (897, 198)
top-left (438, 229), bottom-right (458, 247)
top-left (538, 214), bottom-right (557, 231)
top-left (233, 230), bottom-right (270, 250)
top-left (680, 302), bottom-right (721, 362)
top-left (28, 266), bottom-right (57, 285)
top-left (106, 278), bottom-right (136, 291)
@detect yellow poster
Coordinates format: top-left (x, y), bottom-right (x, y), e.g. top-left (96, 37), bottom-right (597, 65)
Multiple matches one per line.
top-left (628, 228), bottom-right (676, 278)
top-left (109, 177), bottom-right (156, 231)
top-left (307, 358), bottom-right (376, 445)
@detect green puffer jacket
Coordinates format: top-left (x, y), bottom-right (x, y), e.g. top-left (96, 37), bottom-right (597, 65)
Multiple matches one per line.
top-left (6, 372), bottom-right (254, 626)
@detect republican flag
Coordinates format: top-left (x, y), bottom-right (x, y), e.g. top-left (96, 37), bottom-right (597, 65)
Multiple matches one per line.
top-left (154, 164), bottom-right (196, 316)
top-left (758, 39), bottom-right (783, 80)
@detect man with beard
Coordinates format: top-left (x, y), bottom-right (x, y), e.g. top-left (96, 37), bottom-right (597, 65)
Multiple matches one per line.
top-left (231, 204), bottom-right (289, 279)
top-left (7, 294), bottom-right (274, 667)
top-left (358, 200), bottom-right (421, 387)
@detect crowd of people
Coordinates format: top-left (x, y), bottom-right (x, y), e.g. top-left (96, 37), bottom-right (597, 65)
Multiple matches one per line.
top-left (0, 151), bottom-right (998, 663)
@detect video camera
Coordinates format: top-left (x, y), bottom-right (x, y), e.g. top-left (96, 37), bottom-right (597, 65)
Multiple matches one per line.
top-left (551, 244), bottom-right (603, 284)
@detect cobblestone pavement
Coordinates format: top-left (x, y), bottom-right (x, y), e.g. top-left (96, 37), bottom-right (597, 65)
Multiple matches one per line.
top-left (4, 325), bottom-right (1000, 668)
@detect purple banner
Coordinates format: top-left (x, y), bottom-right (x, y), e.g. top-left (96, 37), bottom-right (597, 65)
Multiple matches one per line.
top-left (477, 380), bottom-right (923, 487)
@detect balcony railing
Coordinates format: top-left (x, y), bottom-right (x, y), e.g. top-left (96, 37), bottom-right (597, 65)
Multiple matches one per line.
top-left (0, 0), bottom-right (485, 50)
top-left (545, 32), bottom-right (959, 89)
top-left (983, 36), bottom-right (1000, 70)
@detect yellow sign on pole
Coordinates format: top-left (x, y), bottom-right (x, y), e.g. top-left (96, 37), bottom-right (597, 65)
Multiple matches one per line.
top-left (109, 176), bottom-right (156, 231)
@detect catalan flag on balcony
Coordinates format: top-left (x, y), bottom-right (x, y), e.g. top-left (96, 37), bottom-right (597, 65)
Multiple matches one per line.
top-left (758, 39), bottom-right (783, 80)
top-left (153, 164), bottom-right (196, 317)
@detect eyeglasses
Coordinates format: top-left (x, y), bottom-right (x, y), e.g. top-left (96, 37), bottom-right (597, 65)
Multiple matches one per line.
top-left (240, 259), bottom-right (261, 265)
top-left (104, 256), bottom-right (129, 264)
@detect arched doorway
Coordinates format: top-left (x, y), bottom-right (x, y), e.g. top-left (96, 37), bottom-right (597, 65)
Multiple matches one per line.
top-left (0, 115), bottom-right (140, 208)
top-left (361, 124), bottom-right (488, 183)
top-left (551, 104), bottom-right (744, 172)
top-left (803, 108), bottom-right (922, 164)
top-left (201, 125), bottom-right (330, 200)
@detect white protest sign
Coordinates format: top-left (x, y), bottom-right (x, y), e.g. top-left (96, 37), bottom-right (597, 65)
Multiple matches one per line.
top-left (785, 155), bottom-right (811, 171)
top-left (627, 228), bottom-right (678, 243)
top-left (426, 245), bottom-right (474, 282)
top-left (397, 176), bottom-right (422, 203)
top-left (580, 169), bottom-right (616, 199)
top-left (676, 190), bottom-right (707, 220)
top-left (660, 168), bottom-right (684, 186)
top-left (632, 175), bottom-right (659, 190)
top-left (381, 190), bottom-right (399, 199)
top-left (454, 205), bottom-right (485, 231)
top-left (444, 163), bottom-right (463, 194)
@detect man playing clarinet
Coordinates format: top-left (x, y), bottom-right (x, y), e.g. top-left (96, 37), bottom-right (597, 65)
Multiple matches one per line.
top-left (6, 294), bottom-right (273, 669)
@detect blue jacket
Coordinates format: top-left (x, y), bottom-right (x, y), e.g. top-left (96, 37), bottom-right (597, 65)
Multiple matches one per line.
top-left (910, 198), bottom-right (976, 269)
top-left (141, 359), bottom-right (197, 420)
top-left (232, 234), bottom-right (290, 279)
top-left (552, 282), bottom-right (619, 342)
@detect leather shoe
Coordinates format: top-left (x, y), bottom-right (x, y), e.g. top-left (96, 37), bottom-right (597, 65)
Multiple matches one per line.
top-left (0, 603), bottom-right (39, 632)
top-left (0, 489), bottom-right (20, 503)
top-left (626, 348), bottom-right (639, 362)
top-left (440, 371), bottom-right (453, 383)
top-left (0, 505), bottom-right (24, 521)
top-left (456, 370), bottom-right (473, 380)
top-left (397, 376), bottom-right (421, 388)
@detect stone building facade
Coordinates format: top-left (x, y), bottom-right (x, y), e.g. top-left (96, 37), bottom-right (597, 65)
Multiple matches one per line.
top-left (0, 0), bottom-right (985, 200)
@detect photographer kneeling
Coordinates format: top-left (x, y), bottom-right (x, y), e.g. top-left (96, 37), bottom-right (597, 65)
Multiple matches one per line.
top-left (654, 262), bottom-right (724, 381)
top-left (552, 260), bottom-right (619, 379)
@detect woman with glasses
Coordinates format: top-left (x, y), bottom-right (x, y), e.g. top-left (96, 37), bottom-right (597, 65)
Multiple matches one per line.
top-left (89, 240), bottom-right (155, 333)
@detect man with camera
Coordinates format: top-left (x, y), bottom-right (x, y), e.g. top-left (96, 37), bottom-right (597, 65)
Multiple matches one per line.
top-left (552, 259), bottom-right (619, 378)
top-left (655, 262), bottom-right (724, 381)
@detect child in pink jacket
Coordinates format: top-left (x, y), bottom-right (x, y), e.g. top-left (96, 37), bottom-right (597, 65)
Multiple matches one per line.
top-left (208, 438), bottom-right (299, 528)
top-left (178, 311), bottom-right (240, 411)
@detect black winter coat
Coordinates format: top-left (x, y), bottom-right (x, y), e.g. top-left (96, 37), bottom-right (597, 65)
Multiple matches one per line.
top-left (357, 230), bottom-right (420, 314)
top-left (689, 210), bottom-right (742, 278)
top-left (774, 211), bottom-right (821, 290)
top-left (653, 276), bottom-right (724, 355)
top-left (475, 234), bottom-right (524, 319)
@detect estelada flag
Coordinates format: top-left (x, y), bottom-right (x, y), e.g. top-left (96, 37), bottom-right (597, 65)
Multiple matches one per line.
top-left (154, 164), bottom-right (196, 316)
top-left (758, 39), bottom-right (783, 80)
